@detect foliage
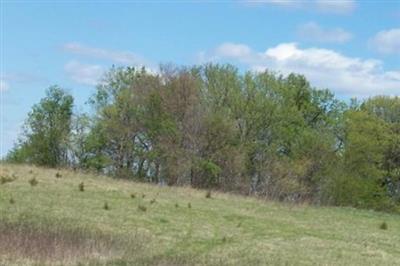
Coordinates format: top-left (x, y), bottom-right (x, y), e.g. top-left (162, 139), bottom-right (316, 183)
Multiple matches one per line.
top-left (6, 65), bottom-right (400, 211)
top-left (7, 86), bottom-right (73, 167)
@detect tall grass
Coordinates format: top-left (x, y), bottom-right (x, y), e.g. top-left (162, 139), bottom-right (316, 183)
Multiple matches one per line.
top-left (0, 215), bottom-right (144, 265)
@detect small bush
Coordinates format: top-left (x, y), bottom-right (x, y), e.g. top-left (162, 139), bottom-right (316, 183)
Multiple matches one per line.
top-left (130, 193), bottom-right (136, 199)
top-left (205, 190), bottom-right (212, 199)
top-left (159, 218), bottom-right (168, 223)
top-left (9, 197), bottom-right (15, 204)
top-left (79, 182), bottom-right (85, 192)
top-left (138, 205), bottom-right (147, 212)
top-left (379, 222), bottom-right (388, 230)
top-left (103, 202), bottom-right (109, 210)
top-left (29, 177), bottom-right (38, 186)
top-left (150, 198), bottom-right (156, 204)
top-left (0, 175), bottom-right (15, 184)
top-left (55, 172), bottom-right (62, 178)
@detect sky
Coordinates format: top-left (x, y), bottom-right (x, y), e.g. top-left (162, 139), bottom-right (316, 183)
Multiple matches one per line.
top-left (1, 0), bottom-right (400, 157)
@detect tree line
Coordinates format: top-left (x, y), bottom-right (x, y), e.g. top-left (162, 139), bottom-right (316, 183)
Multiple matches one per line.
top-left (6, 64), bottom-right (400, 211)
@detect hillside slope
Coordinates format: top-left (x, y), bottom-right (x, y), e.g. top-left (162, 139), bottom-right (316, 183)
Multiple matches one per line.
top-left (0, 164), bottom-right (399, 265)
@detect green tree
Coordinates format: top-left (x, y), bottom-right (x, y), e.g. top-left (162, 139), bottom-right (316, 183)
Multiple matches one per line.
top-left (7, 86), bottom-right (74, 167)
top-left (326, 110), bottom-right (393, 209)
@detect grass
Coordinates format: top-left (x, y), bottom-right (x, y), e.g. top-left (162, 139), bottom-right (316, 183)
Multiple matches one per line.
top-left (0, 164), bottom-right (400, 265)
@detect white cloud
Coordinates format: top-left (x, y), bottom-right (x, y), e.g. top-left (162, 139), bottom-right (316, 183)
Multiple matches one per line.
top-left (215, 43), bottom-right (252, 58)
top-left (297, 22), bottom-right (352, 43)
top-left (370, 28), bottom-right (400, 55)
top-left (315, 0), bottom-right (356, 14)
top-left (62, 42), bottom-right (149, 66)
top-left (0, 79), bottom-right (9, 92)
top-left (247, 0), bottom-right (301, 8)
top-left (64, 60), bottom-right (105, 86)
top-left (247, 0), bottom-right (356, 14)
top-left (201, 42), bottom-right (400, 97)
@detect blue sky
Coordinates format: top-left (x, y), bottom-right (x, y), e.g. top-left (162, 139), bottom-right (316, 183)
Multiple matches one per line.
top-left (1, 0), bottom-right (400, 156)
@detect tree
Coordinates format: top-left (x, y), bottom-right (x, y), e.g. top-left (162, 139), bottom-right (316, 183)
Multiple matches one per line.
top-left (361, 96), bottom-right (400, 203)
top-left (7, 86), bottom-right (74, 167)
top-left (325, 110), bottom-right (393, 209)
top-left (7, 64), bottom-right (399, 212)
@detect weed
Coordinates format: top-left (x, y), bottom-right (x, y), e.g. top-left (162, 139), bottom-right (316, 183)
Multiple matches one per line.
top-left (150, 199), bottom-right (156, 204)
top-left (130, 193), bottom-right (136, 199)
top-left (206, 190), bottom-right (212, 199)
top-left (0, 175), bottom-right (15, 185)
top-left (103, 202), bottom-right (109, 210)
top-left (29, 177), bottom-right (38, 186)
top-left (187, 203), bottom-right (191, 209)
top-left (142, 193), bottom-right (146, 198)
top-left (380, 222), bottom-right (388, 230)
top-left (159, 218), bottom-right (168, 223)
top-left (138, 205), bottom-right (147, 212)
top-left (55, 172), bottom-right (62, 178)
top-left (175, 203), bottom-right (179, 208)
top-left (79, 182), bottom-right (85, 192)
top-left (9, 197), bottom-right (15, 204)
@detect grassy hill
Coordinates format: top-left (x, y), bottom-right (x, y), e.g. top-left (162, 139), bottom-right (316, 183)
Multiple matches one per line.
top-left (0, 164), bottom-right (399, 265)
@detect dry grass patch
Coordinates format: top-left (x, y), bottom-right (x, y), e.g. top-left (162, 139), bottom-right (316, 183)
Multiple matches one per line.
top-left (0, 218), bottom-right (144, 266)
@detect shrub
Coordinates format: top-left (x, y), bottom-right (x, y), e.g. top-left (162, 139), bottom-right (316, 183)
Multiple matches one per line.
top-left (79, 182), bottom-right (85, 192)
top-left (29, 177), bottom-right (38, 186)
top-left (379, 222), bottom-right (388, 230)
top-left (138, 205), bottom-right (147, 212)
top-left (322, 172), bottom-right (394, 211)
top-left (159, 218), bottom-right (168, 223)
top-left (0, 175), bottom-right (15, 185)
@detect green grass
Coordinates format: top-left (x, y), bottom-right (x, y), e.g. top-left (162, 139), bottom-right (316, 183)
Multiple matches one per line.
top-left (1, 164), bottom-right (400, 265)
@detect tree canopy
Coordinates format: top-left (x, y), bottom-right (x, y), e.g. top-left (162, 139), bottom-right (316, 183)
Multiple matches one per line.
top-left (7, 64), bottom-right (400, 211)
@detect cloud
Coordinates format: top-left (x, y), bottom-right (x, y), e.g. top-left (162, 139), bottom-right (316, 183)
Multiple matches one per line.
top-left (62, 42), bottom-right (149, 66)
top-left (0, 79), bottom-right (9, 92)
top-left (64, 60), bottom-right (105, 86)
top-left (369, 28), bottom-right (400, 55)
top-left (297, 22), bottom-right (352, 43)
top-left (247, 0), bottom-right (356, 14)
top-left (215, 43), bottom-right (252, 58)
top-left (200, 42), bottom-right (400, 97)
top-left (247, 0), bottom-right (301, 8)
top-left (314, 0), bottom-right (356, 14)
top-left (3, 72), bottom-right (46, 84)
